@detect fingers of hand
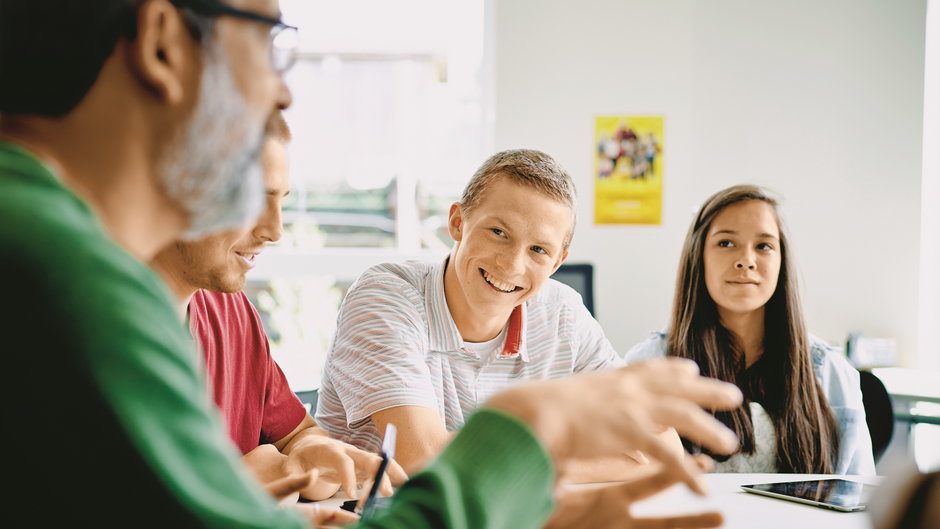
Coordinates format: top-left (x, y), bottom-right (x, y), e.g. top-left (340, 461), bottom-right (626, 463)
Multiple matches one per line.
top-left (385, 458), bottom-right (408, 486)
top-left (690, 453), bottom-right (714, 472)
top-left (356, 478), bottom-right (375, 509)
top-left (547, 477), bottom-right (720, 529)
top-left (624, 449), bottom-right (650, 465)
top-left (627, 430), bottom-right (708, 496)
top-left (648, 397), bottom-right (739, 456)
top-left (265, 470), bottom-right (316, 501)
top-left (640, 368), bottom-right (742, 412)
top-left (332, 455), bottom-right (358, 500)
top-left (613, 467), bottom-right (686, 504)
top-left (377, 472), bottom-right (395, 497)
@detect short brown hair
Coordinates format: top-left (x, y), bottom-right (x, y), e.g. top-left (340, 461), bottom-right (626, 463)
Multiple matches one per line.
top-left (460, 149), bottom-right (577, 248)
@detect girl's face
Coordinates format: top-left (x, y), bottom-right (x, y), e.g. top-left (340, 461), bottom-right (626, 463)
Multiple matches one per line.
top-left (703, 200), bottom-right (782, 320)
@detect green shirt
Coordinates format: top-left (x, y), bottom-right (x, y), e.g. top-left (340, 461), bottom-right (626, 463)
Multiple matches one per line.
top-left (0, 141), bottom-right (306, 528)
top-left (0, 141), bottom-right (555, 528)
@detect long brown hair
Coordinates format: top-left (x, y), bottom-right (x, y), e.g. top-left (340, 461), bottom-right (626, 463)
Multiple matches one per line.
top-left (667, 185), bottom-right (839, 473)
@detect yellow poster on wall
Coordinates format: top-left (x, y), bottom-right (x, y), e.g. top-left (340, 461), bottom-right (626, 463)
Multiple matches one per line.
top-left (594, 116), bottom-right (663, 224)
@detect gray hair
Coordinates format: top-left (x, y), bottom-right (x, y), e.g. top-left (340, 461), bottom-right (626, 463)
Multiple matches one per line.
top-left (460, 149), bottom-right (577, 249)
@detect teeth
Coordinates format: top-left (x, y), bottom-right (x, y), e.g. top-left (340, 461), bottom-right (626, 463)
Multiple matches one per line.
top-left (483, 270), bottom-right (515, 292)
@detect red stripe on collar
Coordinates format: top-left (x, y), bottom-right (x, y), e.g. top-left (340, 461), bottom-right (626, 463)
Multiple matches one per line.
top-left (499, 304), bottom-right (524, 358)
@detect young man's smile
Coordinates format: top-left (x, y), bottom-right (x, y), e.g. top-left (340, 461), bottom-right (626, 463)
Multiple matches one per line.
top-left (480, 268), bottom-right (523, 293)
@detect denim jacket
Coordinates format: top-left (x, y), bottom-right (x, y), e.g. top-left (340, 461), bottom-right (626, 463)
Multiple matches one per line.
top-left (625, 331), bottom-right (877, 476)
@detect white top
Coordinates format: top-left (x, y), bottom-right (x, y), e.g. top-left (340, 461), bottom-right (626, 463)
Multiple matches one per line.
top-left (713, 402), bottom-right (778, 473)
top-left (316, 258), bottom-right (623, 452)
top-left (625, 331), bottom-right (876, 475)
top-left (462, 326), bottom-right (508, 359)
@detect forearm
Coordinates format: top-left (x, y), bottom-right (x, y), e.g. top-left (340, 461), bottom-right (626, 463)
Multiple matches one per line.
top-left (396, 430), bottom-right (456, 474)
top-left (370, 406), bottom-right (456, 474)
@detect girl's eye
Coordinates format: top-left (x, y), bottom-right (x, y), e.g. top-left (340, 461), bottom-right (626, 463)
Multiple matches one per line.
top-left (757, 242), bottom-right (775, 251)
top-left (531, 246), bottom-right (547, 255)
top-left (491, 228), bottom-right (505, 237)
top-left (717, 240), bottom-right (733, 248)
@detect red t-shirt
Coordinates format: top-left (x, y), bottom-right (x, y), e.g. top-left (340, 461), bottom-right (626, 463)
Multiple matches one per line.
top-left (188, 290), bottom-right (306, 454)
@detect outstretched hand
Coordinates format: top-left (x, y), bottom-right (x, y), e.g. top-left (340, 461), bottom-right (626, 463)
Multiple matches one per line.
top-left (546, 453), bottom-right (718, 529)
top-left (485, 357), bottom-right (742, 497)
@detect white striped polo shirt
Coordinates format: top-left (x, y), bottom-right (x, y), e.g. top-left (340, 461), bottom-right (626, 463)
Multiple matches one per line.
top-left (316, 257), bottom-right (623, 452)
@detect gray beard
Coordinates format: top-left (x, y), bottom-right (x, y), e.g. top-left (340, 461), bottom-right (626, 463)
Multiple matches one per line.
top-left (161, 40), bottom-right (266, 240)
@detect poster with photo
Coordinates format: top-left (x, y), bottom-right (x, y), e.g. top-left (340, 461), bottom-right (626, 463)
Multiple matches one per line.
top-left (594, 115), bottom-right (663, 224)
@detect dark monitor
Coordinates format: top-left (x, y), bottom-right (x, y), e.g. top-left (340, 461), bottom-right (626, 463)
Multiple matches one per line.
top-left (551, 263), bottom-right (595, 317)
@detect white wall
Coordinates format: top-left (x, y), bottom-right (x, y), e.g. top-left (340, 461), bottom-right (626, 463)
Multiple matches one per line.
top-left (919, 0), bottom-right (940, 370)
top-left (493, 0), bottom-right (927, 364)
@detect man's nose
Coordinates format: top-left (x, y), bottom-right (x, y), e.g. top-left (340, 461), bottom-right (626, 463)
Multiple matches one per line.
top-left (252, 204), bottom-right (283, 243)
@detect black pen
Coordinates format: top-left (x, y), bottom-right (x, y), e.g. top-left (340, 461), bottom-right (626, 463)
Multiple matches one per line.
top-left (360, 423), bottom-right (397, 517)
top-left (361, 452), bottom-right (389, 517)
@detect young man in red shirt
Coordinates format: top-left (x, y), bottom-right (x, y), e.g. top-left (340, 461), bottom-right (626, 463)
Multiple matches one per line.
top-left (152, 114), bottom-right (405, 501)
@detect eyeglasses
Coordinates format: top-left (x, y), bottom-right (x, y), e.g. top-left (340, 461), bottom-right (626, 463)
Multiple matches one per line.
top-left (170, 0), bottom-right (299, 73)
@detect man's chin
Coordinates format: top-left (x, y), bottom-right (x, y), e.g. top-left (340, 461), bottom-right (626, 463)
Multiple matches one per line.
top-left (209, 277), bottom-right (247, 295)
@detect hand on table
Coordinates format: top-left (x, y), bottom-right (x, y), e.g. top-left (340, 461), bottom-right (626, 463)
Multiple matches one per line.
top-left (284, 432), bottom-right (408, 501)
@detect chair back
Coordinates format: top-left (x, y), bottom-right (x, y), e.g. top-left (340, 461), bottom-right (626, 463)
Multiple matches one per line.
top-left (295, 389), bottom-right (319, 415)
top-left (858, 370), bottom-right (894, 463)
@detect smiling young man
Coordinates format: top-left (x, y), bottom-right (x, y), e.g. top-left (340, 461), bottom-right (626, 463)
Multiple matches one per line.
top-left (151, 115), bottom-right (406, 501)
top-left (317, 149), bottom-right (631, 473)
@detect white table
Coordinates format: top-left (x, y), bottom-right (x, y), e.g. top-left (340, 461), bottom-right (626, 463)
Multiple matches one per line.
top-left (627, 473), bottom-right (878, 529)
top-left (316, 473), bottom-right (879, 528)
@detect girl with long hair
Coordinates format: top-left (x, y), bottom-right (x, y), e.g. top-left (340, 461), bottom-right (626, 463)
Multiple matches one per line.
top-left (626, 185), bottom-right (875, 474)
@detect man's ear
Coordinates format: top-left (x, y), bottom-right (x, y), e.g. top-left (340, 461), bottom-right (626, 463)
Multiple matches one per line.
top-left (551, 249), bottom-right (569, 274)
top-left (447, 202), bottom-right (464, 242)
top-left (126, 0), bottom-right (197, 105)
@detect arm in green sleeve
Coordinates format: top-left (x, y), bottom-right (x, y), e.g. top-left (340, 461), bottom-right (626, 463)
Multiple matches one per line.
top-left (358, 409), bottom-right (556, 529)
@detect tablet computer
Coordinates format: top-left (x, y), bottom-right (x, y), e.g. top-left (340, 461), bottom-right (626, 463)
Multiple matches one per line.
top-left (740, 478), bottom-right (874, 512)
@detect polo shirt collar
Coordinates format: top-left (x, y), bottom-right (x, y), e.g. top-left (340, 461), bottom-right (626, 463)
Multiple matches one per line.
top-left (425, 256), bottom-right (529, 362)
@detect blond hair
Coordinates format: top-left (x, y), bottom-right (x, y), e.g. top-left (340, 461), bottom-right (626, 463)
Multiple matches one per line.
top-left (460, 149), bottom-right (577, 248)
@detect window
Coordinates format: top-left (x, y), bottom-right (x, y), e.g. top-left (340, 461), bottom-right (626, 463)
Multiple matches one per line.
top-left (247, 0), bottom-right (490, 390)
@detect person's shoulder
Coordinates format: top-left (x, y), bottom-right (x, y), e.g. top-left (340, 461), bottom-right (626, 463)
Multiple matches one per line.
top-left (1, 157), bottom-right (162, 297)
top-left (354, 260), bottom-right (435, 290)
top-left (531, 278), bottom-right (584, 310)
top-left (808, 334), bottom-right (852, 371)
top-left (5, 206), bottom-right (168, 311)
top-left (624, 330), bottom-right (669, 363)
top-left (1, 160), bottom-right (185, 359)
top-left (341, 260), bottom-right (440, 321)
top-left (807, 334), bottom-right (860, 401)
